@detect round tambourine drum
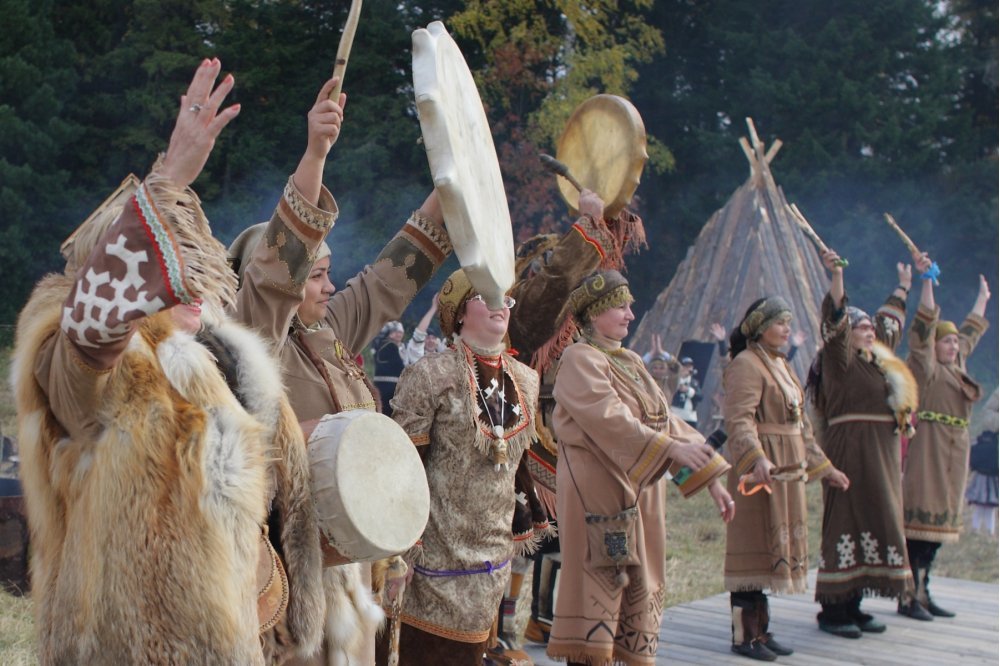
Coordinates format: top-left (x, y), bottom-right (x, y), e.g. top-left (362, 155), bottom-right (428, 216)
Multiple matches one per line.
top-left (412, 21), bottom-right (515, 310)
top-left (308, 410), bottom-right (429, 566)
top-left (556, 94), bottom-right (648, 219)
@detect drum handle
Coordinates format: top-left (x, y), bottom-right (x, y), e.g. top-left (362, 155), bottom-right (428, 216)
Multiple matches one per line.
top-left (539, 154), bottom-right (584, 192)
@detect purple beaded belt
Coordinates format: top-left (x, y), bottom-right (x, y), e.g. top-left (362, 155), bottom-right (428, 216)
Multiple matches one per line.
top-left (412, 559), bottom-right (511, 578)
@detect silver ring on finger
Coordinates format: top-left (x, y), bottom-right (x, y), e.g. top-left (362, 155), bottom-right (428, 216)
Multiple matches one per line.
top-left (189, 103), bottom-right (204, 113)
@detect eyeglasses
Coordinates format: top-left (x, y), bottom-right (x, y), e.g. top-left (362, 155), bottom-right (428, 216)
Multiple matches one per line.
top-left (469, 294), bottom-right (516, 309)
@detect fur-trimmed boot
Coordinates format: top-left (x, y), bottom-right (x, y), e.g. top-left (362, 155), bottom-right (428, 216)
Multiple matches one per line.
top-left (731, 596), bottom-right (777, 661)
top-left (921, 565), bottom-right (955, 618)
top-left (757, 596), bottom-right (793, 656)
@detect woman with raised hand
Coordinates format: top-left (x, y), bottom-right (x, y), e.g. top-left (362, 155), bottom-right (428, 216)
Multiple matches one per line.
top-left (808, 250), bottom-right (926, 637)
top-left (390, 269), bottom-right (541, 664)
top-left (899, 272), bottom-right (990, 619)
top-left (13, 60), bottom-right (324, 664)
top-left (228, 76), bottom-right (454, 665)
top-left (546, 270), bottom-right (733, 666)
top-left (723, 297), bottom-right (849, 661)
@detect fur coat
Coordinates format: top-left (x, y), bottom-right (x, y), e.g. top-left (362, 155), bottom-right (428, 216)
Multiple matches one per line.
top-left (12, 173), bottom-right (324, 664)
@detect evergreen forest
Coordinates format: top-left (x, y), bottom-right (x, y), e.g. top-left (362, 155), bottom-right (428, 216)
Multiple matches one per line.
top-left (1, 0), bottom-right (996, 389)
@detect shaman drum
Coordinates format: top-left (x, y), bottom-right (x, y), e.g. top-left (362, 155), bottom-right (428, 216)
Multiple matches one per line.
top-left (308, 410), bottom-right (429, 566)
top-left (412, 21), bottom-right (515, 310)
top-left (556, 95), bottom-right (648, 219)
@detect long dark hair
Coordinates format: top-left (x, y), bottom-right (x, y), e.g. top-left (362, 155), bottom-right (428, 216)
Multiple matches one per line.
top-left (729, 298), bottom-right (768, 359)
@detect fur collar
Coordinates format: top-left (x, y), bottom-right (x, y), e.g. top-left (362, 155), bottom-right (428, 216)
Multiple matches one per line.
top-left (869, 340), bottom-right (919, 436)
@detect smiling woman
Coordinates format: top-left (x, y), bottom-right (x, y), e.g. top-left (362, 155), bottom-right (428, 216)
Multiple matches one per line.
top-left (389, 268), bottom-right (544, 664)
top-left (807, 248), bottom-right (924, 636)
top-left (546, 270), bottom-right (732, 666)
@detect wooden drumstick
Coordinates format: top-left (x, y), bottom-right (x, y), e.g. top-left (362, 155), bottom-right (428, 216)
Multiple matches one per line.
top-left (883, 213), bottom-right (921, 255)
top-left (330, 0), bottom-right (364, 100)
top-left (790, 204), bottom-right (848, 267)
top-left (539, 153), bottom-right (584, 192)
top-left (885, 212), bottom-right (940, 284)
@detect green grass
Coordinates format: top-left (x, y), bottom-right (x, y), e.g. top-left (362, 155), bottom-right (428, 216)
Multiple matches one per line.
top-left (664, 480), bottom-right (998, 607)
top-left (1, 348), bottom-right (15, 440)
top-left (0, 592), bottom-right (35, 664)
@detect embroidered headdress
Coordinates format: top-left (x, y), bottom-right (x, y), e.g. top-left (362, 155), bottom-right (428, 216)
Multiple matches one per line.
top-left (846, 306), bottom-right (871, 328)
top-left (565, 269), bottom-right (633, 325)
top-left (437, 268), bottom-right (475, 338)
top-left (739, 296), bottom-right (792, 339)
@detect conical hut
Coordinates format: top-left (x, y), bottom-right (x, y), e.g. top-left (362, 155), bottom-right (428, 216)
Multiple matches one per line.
top-left (630, 119), bottom-right (830, 431)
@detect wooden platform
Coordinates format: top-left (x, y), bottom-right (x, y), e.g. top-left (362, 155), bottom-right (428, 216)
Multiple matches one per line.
top-left (524, 573), bottom-right (998, 665)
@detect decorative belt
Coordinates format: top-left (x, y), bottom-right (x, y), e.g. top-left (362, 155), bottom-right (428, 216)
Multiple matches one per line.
top-left (827, 413), bottom-right (895, 426)
top-left (412, 559), bottom-right (510, 578)
top-left (917, 410), bottom-right (969, 428)
top-left (373, 376), bottom-right (400, 383)
top-left (755, 422), bottom-right (802, 436)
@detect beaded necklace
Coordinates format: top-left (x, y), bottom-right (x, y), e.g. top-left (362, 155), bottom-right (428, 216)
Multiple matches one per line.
top-left (462, 341), bottom-right (522, 470)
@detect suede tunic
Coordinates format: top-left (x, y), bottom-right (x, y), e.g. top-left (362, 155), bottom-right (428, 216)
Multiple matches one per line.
top-left (548, 337), bottom-right (729, 666)
top-left (813, 292), bottom-right (914, 603)
top-left (723, 342), bottom-right (832, 594)
top-left (234, 177), bottom-right (453, 421)
top-left (903, 304), bottom-right (988, 542)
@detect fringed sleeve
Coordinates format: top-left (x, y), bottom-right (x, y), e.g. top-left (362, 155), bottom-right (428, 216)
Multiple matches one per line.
top-left (508, 215), bottom-right (610, 360)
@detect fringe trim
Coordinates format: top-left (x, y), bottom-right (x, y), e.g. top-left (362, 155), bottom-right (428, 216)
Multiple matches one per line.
top-left (545, 642), bottom-right (638, 666)
top-left (531, 315), bottom-right (578, 377)
top-left (512, 521), bottom-right (558, 558)
top-left (725, 577), bottom-right (807, 596)
top-left (534, 483), bottom-right (558, 521)
top-left (815, 582), bottom-right (911, 605)
top-left (533, 412), bottom-right (559, 457)
top-left (600, 207), bottom-right (647, 273)
top-left (145, 164), bottom-right (237, 311)
top-left (403, 541), bottom-right (425, 567)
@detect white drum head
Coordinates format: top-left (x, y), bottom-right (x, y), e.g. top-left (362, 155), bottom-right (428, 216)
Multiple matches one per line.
top-left (309, 410), bottom-right (429, 562)
top-left (412, 21), bottom-right (515, 310)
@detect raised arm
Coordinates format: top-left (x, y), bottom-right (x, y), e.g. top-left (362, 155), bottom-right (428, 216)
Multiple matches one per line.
top-left (909, 252), bottom-right (939, 385)
top-left (291, 77), bottom-right (346, 205)
top-left (819, 249), bottom-right (851, 376)
top-left (506, 189), bottom-right (613, 357)
top-left (873, 260), bottom-right (914, 350)
top-left (402, 299), bottom-right (439, 365)
top-left (959, 275), bottom-right (991, 361)
top-left (45, 60), bottom-right (239, 438)
top-left (232, 78), bottom-right (342, 345)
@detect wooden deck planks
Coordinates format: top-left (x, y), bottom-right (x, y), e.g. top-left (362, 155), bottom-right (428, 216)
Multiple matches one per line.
top-left (523, 574), bottom-right (998, 665)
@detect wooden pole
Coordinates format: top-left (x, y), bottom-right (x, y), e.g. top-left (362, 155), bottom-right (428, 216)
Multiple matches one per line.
top-left (330, 0), bottom-right (363, 100)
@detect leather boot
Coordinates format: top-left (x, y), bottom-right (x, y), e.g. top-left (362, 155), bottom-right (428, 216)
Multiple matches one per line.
top-left (897, 566), bottom-right (933, 621)
top-left (731, 597), bottom-right (777, 661)
top-left (847, 594), bottom-right (886, 633)
top-left (757, 595), bottom-right (793, 656)
top-left (922, 566), bottom-right (955, 618)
